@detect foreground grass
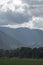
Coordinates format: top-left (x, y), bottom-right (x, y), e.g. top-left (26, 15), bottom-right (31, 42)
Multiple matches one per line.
top-left (0, 58), bottom-right (43, 65)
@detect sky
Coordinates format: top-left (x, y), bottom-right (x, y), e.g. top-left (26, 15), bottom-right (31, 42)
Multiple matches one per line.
top-left (0, 0), bottom-right (43, 30)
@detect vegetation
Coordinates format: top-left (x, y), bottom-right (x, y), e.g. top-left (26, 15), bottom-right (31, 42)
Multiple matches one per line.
top-left (0, 58), bottom-right (43, 65)
top-left (0, 47), bottom-right (43, 59)
top-left (0, 47), bottom-right (43, 65)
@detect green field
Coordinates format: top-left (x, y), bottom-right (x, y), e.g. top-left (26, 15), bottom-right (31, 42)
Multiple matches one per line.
top-left (0, 58), bottom-right (43, 65)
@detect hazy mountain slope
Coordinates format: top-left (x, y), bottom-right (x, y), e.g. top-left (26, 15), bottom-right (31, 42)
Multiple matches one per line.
top-left (0, 31), bottom-right (23, 49)
top-left (0, 27), bottom-right (43, 48)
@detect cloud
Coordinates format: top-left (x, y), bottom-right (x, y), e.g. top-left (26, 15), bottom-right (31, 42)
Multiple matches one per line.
top-left (30, 16), bottom-right (43, 30)
top-left (22, 0), bottom-right (43, 5)
top-left (0, 0), bottom-right (43, 30)
top-left (0, 0), bottom-right (22, 11)
top-left (0, 0), bottom-right (32, 25)
top-left (22, 0), bottom-right (43, 17)
top-left (1, 16), bottom-right (43, 30)
top-left (0, 10), bottom-right (31, 24)
top-left (0, 0), bottom-right (29, 12)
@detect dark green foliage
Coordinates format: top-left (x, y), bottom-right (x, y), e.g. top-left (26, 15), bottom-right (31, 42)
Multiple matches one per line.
top-left (0, 47), bottom-right (43, 59)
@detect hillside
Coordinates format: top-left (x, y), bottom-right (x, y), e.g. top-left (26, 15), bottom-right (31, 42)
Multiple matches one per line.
top-left (0, 31), bottom-right (22, 49)
top-left (0, 27), bottom-right (43, 48)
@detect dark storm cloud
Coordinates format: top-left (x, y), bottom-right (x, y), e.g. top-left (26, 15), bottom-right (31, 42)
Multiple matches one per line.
top-left (0, 10), bottom-right (31, 25)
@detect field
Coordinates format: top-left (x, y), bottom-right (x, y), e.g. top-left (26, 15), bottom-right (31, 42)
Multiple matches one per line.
top-left (0, 58), bottom-right (43, 65)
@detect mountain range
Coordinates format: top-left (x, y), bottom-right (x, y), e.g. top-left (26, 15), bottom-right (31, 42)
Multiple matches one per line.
top-left (0, 27), bottom-right (43, 49)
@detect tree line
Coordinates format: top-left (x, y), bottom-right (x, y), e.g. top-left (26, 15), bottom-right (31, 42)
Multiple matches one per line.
top-left (0, 47), bottom-right (43, 59)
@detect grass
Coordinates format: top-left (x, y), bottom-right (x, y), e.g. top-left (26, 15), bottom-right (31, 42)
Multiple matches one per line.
top-left (0, 58), bottom-right (43, 65)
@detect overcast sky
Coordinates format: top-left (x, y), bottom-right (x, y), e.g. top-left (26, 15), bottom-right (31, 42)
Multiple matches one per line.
top-left (0, 0), bottom-right (43, 30)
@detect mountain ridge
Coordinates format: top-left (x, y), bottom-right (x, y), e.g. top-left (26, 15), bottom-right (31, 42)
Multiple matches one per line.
top-left (0, 27), bottom-right (43, 48)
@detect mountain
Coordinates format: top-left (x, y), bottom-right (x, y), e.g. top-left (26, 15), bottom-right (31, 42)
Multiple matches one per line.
top-left (0, 31), bottom-right (23, 49)
top-left (0, 27), bottom-right (43, 48)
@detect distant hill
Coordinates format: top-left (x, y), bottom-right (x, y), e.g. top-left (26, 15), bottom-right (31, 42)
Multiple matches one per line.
top-left (0, 27), bottom-right (43, 48)
top-left (0, 31), bottom-right (23, 49)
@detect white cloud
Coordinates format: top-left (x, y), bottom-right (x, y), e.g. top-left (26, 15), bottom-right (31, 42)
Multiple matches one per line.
top-left (0, 0), bottom-right (27, 13)
top-left (0, 16), bottom-right (43, 30)
top-left (27, 16), bottom-right (43, 30)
